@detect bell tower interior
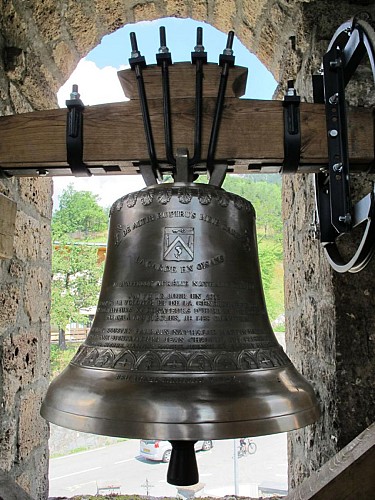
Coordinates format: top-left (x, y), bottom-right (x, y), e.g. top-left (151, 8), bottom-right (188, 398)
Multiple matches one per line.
top-left (0, 1), bottom-right (374, 498)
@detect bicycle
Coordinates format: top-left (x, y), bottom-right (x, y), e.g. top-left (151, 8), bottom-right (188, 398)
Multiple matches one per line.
top-left (238, 438), bottom-right (257, 457)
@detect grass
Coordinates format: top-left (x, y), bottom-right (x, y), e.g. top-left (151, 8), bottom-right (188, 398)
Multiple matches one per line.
top-left (267, 260), bottom-right (285, 328)
top-left (51, 446), bottom-right (92, 459)
top-left (50, 343), bottom-right (79, 379)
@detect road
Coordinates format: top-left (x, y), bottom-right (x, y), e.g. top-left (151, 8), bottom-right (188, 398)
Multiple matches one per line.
top-left (49, 434), bottom-right (287, 498)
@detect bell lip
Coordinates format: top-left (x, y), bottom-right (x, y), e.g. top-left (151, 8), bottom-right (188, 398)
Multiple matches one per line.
top-left (41, 362), bottom-right (320, 439)
top-left (41, 403), bottom-right (320, 441)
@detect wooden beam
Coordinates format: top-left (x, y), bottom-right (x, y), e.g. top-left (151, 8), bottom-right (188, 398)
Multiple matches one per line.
top-left (285, 422), bottom-right (375, 500)
top-left (0, 193), bottom-right (17, 259)
top-left (117, 63), bottom-right (248, 99)
top-left (0, 99), bottom-right (372, 174)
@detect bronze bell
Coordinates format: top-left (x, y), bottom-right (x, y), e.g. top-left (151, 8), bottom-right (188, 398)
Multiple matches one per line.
top-left (41, 182), bottom-right (320, 485)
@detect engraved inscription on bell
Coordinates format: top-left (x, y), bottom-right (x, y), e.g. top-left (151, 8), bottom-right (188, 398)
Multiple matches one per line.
top-left (71, 183), bottom-right (289, 374)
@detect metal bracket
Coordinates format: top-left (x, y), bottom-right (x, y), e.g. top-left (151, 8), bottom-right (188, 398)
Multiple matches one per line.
top-left (282, 80), bottom-right (301, 174)
top-left (66, 87), bottom-right (92, 177)
top-left (175, 148), bottom-right (193, 183)
top-left (322, 183), bottom-right (375, 273)
top-left (132, 27), bottom-right (234, 187)
top-left (207, 31), bottom-right (235, 175)
top-left (314, 16), bottom-right (375, 273)
top-left (0, 167), bottom-right (12, 179)
top-left (323, 44), bottom-right (351, 234)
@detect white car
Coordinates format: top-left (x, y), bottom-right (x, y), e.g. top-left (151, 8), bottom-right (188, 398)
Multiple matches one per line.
top-left (139, 439), bottom-right (213, 463)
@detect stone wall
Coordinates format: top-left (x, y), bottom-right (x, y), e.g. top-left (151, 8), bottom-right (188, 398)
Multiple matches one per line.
top-left (0, 177), bottom-right (52, 496)
top-left (0, 0), bottom-right (374, 498)
top-left (281, 1), bottom-right (375, 489)
top-left (0, 6), bottom-right (54, 497)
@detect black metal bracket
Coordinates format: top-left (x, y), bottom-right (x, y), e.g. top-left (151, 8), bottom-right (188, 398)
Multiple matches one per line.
top-left (189, 27), bottom-right (207, 168)
top-left (156, 26), bottom-right (175, 169)
top-left (314, 16), bottom-right (375, 273)
top-left (131, 27), bottom-right (234, 187)
top-left (66, 86), bottom-right (92, 177)
top-left (282, 80), bottom-right (301, 174)
top-left (129, 32), bottom-right (159, 186)
top-left (206, 31), bottom-right (235, 177)
top-left (0, 166), bottom-right (11, 179)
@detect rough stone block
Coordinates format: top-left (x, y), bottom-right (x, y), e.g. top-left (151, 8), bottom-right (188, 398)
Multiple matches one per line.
top-left (1, 326), bottom-right (49, 405)
top-left (165, 0), bottom-right (188, 17)
top-left (0, 193), bottom-right (17, 259)
top-left (64, 1), bottom-right (100, 55)
top-left (0, 283), bottom-right (20, 327)
top-left (18, 389), bottom-right (49, 461)
top-left (24, 266), bottom-right (50, 323)
top-left (0, 422), bottom-right (17, 472)
top-left (191, 0), bottom-right (208, 21)
top-left (133, 2), bottom-right (160, 22)
top-left (14, 211), bottom-right (41, 262)
top-left (18, 177), bottom-right (53, 219)
top-left (213, 0), bottom-right (236, 33)
top-left (52, 40), bottom-right (78, 79)
top-left (17, 445), bottom-right (49, 499)
top-left (0, 469), bottom-right (34, 500)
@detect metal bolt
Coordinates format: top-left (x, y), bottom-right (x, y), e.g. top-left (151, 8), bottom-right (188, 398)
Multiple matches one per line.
top-left (338, 213), bottom-right (352, 224)
top-left (70, 84), bottom-right (80, 100)
top-left (309, 211), bottom-right (319, 240)
top-left (332, 162), bottom-right (343, 172)
top-left (130, 32), bottom-right (141, 58)
top-left (194, 27), bottom-right (205, 52)
top-left (329, 93), bottom-right (339, 105)
top-left (158, 26), bottom-right (169, 53)
top-left (223, 30), bottom-right (234, 55)
top-left (329, 129), bottom-right (338, 137)
top-left (286, 80), bottom-right (297, 97)
top-left (194, 44), bottom-right (205, 52)
top-left (36, 169), bottom-right (49, 176)
top-left (330, 58), bottom-right (342, 69)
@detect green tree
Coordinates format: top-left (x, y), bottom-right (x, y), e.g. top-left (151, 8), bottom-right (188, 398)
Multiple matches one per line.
top-left (52, 184), bottom-right (108, 239)
top-left (222, 175), bottom-right (283, 240)
top-left (51, 242), bottom-right (104, 349)
top-left (221, 174), bottom-right (284, 323)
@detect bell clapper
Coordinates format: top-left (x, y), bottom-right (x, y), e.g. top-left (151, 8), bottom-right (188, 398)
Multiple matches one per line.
top-left (166, 440), bottom-right (199, 486)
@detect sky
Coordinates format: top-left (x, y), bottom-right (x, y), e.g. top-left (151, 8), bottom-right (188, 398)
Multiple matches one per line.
top-left (54, 17), bottom-right (277, 210)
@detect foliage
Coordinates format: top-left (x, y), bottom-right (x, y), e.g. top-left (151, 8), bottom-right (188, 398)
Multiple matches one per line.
top-left (50, 344), bottom-right (78, 379)
top-left (52, 183), bottom-right (108, 239)
top-left (220, 174), bottom-right (284, 322)
top-left (51, 185), bottom-right (107, 349)
top-left (223, 175), bottom-right (283, 240)
top-left (258, 240), bottom-right (284, 322)
top-left (51, 242), bottom-right (104, 348)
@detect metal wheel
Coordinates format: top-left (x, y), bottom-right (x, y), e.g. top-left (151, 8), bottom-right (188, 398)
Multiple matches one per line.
top-left (202, 440), bottom-right (212, 451)
top-left (162, 449), bottom-right (171, 463)
top-left (248, 442), bottom-right (257, 455)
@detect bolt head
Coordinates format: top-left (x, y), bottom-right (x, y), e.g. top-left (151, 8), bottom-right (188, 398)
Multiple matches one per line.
top-left (332, 162), bottom-right (343, 172)
top-left (329, 93), bottom-right (339, 105)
